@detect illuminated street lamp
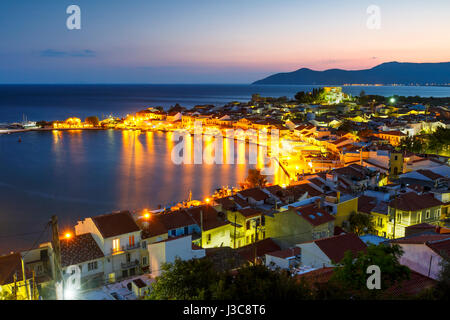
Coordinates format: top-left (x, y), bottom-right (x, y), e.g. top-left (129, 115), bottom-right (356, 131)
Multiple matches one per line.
top-left (64, 232), bottom-right (72, 240)
top-left (390, 97), bottom-right (396, 104)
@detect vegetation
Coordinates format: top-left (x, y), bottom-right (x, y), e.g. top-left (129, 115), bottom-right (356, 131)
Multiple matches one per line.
top-left (85, 116), bottom-right (100, 126)
top-left (347, 211), bottom-right (376, 236)
top-left (330, 244), bottom-right (411, 299)
top-left (294, 88), bottom-right (326, 104)
top-left (430, 253), bottom-right (450, 300)
top-left (242, 168), bottom-right (268, 189)
top-left (146, 244), bottom-right (422, 300)
top-left (399, 127), bottom-right (450, 156)
top-left (147, 258), bottom-right (310, 300)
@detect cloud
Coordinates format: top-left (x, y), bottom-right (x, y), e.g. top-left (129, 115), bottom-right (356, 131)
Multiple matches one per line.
top-left (40, 49), bottom-right (96, 58)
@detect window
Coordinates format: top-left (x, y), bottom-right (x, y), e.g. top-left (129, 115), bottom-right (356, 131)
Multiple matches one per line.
top-left (128, 235), bottom-right (135, 247)
top-left (142, 241), bottom-right (147, 249)
top-left (436, 209), bottom-right (441, 218)
top-left (126, 253), bottom-right (131, 263)
top-left (426, 210), bottom-right (430, 219)
top-left (142, 257), bottom-right (148, 266)
top-left (396, 213), bottom-right (402, 222)
top-left (113, 238), bottom-right (120, 253)
top-left (184, 226), bottom-right (188, 235)
top-left (207, 233), bottom-right (211, 243)
top-left (246, 220), bottom-right (250, 230)
top-left (170, 230), bottom-right (176, 237)
top-left (88, 261), bottom-right (98, 271)
top-left (261, 215), bottom-right (265, 226)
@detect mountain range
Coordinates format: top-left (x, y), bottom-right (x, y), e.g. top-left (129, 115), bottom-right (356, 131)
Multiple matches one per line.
top-left (252, 62), bottom-right (450, 85)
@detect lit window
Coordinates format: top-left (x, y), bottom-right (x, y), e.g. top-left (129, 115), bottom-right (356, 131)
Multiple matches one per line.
top-left (129, 235), bottom-right (135, 247)
top-left (113, 238), bottom-right (120, 252)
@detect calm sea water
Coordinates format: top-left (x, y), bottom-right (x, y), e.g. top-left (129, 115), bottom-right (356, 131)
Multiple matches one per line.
top-left (0, 129), bottom-right (287, 254)
top-left (1, 84), bottom-right (450, 253)
top-left (1, 84), bottom-right (450, 123)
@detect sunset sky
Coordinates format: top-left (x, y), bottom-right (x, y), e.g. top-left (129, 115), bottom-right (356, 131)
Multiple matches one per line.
top-left (1, 0), bottom-right (449, 83)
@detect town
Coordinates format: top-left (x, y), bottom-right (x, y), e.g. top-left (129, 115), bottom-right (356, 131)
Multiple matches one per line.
top-left (1, 87), bottom-right (450, 300)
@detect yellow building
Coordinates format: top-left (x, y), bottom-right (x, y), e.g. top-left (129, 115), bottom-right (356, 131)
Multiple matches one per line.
top-left (389, 152), bottom-right (404, 177)
top-left (265, 201), bottom-right (334, 248)
top-left (0, 253), bottom-right (36, 300)
top-left (325, 192), bottom-right (358, 228)
top-left (387, 192), bottom-right (444, 238)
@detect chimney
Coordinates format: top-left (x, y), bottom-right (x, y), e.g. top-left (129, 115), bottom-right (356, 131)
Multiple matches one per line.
top-left (314, 198), bottom-right (321, 208)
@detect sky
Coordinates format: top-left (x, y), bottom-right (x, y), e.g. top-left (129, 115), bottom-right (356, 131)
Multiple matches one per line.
top-left (0, 0), bottom-right (449, 84)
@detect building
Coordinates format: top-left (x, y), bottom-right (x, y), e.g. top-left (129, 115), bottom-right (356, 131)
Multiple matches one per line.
top-left (74, 211), bottom-right (144, 283)
top-left (388, 192), bottom-right (444, 238)
top-left (0, 253), bottom-right (34, 300)
top-left (265, 247), bottom-right (301, 270)
top-left (391, 234), bottom-right (450, 280)
top-left (147, 235), bottom-right (205, 277)
top-left (60, 233), bottom-right (105, 290)
top-left (297, 233), bottom-right (367, 268)
top-left (266, 197), bottom-right (335, 248)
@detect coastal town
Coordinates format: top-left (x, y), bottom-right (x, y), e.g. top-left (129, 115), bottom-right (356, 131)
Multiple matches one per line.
top-left (1, 86), bottom-right (450, 300)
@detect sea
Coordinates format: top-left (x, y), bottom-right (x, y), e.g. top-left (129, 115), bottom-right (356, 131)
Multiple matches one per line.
top-left (0, 84), bottom-right (449, 254)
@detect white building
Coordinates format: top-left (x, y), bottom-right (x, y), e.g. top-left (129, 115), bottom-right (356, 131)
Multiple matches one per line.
top-left (74, 211), bottom-right (143, 283)
top-left (148, 235), bottom-right (205, 277)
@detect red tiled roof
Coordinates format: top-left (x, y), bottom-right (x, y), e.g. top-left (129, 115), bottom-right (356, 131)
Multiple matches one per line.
top-left (186, 205), bottom-right (230, 231)
top-left (60, 233), bottom-right (104, 267)
top-left (426, 237), bottom-right (450, 257)
top-left (391, 234), bottom-right (450, 245)
top-left (237, 238), bottom-right (281, 263)
top-left (389, 192), bottom-right (443, 211)
top-left (358, 195), bottom-right (377, 214)
top-left (287, 182), bottom-right (323, 197)
top-left (238, 188), bottom-right (270, 202)
top-left (215, 197), bottom-right (237, 211)
top-left (313, 233), bottom-right (367, 263)
top-left (266, 247), bottom-right (301, 259)
top-left (293, 203), bottom-right (335, 226)
top-left (386, 270), bottom-right (437, 296)
top-left (238, 208), bottom-right (262, 218)
top-left (157, 210), bottom-right (197, 230)
top-left (142, 216), bottom-right (168, 239)
top-left (416, 169), bottom-right (445, 180)
top-left (92, 211), bottom-right (140, 238)
top-left (0, 253), bottom-right (27, 285)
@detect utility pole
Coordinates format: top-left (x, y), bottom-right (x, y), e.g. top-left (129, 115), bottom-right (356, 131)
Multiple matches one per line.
top-left (233, 214), bottom-right (237, 249)
top-left (51, 215), bottom-right (63, 300)
top-left (13, 273), bottom-right (17, 300)
top-left (21, 256), bottom-right (29, 300)
top-left (392, 190), bottom-right (397, 239)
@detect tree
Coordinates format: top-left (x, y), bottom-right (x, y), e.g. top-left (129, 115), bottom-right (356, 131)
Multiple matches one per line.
top-left (147, 258), bottom-right (220, 300)
top-left (212, 265), bottom-right (310, 300)
top-left (432, 252), bottom-right (450, 300)
top-left (85, 116), bottom-right (99, 126)
top-left (331, 243), bottom-right (410, 299)
top-left (243, 169), bottom-right (268, 189)
top-left (347, 211), bottom-right (376, 236)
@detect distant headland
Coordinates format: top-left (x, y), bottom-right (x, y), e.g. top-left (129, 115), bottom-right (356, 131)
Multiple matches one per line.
top-left (252, 62), bottom-right (450, 86)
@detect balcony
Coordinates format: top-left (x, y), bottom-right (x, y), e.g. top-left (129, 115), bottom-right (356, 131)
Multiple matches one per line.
top-left (110, 242), bottom-right (141, 255)
top-left (121, 259), bottom-right (140, 269)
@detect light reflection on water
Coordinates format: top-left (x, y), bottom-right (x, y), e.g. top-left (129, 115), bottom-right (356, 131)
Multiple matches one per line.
top-left (0, 130), bottom-right (287, 253)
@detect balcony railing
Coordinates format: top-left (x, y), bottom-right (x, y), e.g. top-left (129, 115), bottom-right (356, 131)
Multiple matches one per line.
top-left (110, 242), bottom-right (141, 255)
top-left (121, 259), bottom-right (140, 269)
